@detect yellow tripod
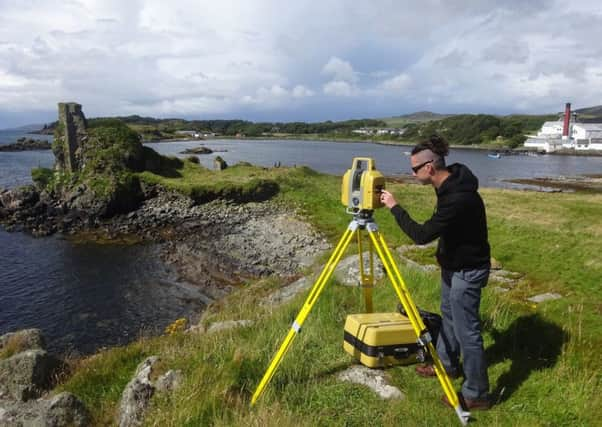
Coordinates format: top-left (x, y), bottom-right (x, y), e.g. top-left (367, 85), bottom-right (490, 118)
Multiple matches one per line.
top-left (251, 211), bottom-right (471, 425)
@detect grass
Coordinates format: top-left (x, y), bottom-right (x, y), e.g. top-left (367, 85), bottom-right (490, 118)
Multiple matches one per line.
top-left (0, 333), bottom-right (34, 360)
top-left (56, 166), bottom-right (602, 426)
top-left (137, 160), bottom-right (283, 204)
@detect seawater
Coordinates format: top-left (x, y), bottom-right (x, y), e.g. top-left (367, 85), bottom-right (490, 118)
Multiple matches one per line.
top-left (146, 139), bottom-right (602, 189)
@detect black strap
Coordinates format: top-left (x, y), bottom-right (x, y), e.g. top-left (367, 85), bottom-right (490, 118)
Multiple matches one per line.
top-left (344, 331), bottom-right (420, 358)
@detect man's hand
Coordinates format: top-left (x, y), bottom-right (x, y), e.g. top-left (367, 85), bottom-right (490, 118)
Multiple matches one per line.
top-left (380, 190), bottom-right (397, 209)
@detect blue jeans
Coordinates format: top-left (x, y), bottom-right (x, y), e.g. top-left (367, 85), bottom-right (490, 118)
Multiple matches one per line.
top-left (436, 266), bottom-right (490, 400)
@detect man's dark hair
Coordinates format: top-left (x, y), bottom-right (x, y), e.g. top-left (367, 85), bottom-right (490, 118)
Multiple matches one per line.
top-left (411, 134), bottom-right (449, 170)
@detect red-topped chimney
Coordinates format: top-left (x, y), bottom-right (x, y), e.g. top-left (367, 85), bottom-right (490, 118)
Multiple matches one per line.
top-left (562, 102), bottom-right (571, 139)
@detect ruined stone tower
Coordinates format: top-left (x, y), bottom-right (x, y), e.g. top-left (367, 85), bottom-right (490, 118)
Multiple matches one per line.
top-left (54, 102), bottom-right (88, 172)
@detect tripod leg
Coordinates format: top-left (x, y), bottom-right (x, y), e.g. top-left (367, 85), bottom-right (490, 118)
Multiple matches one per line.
top-left (367, 228), bottom-right (470, 426)
top-left (357, 229), bottom-right (373, 312)
top-left (251, 221), bottom-right (358, 406)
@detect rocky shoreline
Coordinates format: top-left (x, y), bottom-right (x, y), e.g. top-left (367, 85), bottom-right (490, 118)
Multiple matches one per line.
top-left (506, 175), bottom-right (602, 193)
top-left (0, 138), bottom-right (51, 152)
top-left (0, 182), bottom-right (330, 301)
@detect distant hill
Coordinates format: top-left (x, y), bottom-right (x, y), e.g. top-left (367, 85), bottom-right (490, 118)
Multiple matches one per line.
top-left (31, 116), bottom-right (389, 141)
top-left (381, 111), bottom-right (453, 127)
top-left (1, 123), bottom-right (47, 132)
top-left (574, 105), bottom-right (602, 122)
top-left (574, 105), bottom-right (602, 115)
top-left (397, 111), bottom-right (453, 121)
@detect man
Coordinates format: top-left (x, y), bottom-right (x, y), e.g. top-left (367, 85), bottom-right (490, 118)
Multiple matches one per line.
top-left (380, 135), bottom-right (491, 410)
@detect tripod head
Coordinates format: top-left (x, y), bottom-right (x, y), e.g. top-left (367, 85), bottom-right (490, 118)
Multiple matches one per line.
top-left (352, 209), bottom-right (377, 227)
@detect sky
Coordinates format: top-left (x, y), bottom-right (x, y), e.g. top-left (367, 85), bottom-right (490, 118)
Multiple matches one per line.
top-left (1, 0), bottom-right (602, 128)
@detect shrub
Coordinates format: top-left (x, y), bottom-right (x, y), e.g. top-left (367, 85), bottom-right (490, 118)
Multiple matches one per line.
top-left (31, 167), bottom-right (54, 189)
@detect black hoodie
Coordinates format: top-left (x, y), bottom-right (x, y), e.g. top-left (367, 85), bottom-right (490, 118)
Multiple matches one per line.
top-left (390, 163), bottom-right (490, 271)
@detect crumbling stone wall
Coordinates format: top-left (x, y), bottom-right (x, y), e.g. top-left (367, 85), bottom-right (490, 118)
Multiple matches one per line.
top-left (54, 102), bottom-right (88, 172)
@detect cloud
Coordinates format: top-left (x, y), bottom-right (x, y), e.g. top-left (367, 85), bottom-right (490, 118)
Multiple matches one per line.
top-left (321, 57), bottom-right (359, 83)
top-left (481, 38), bottom-right (530, 64)
top-left (1, 0), bottom-right (602, 127)
top-left (380, 73), bottom-right (412, 92)
top-left (323, 80), bottom-right (358, 97)
top-left (292, 85), bottom-right (314, 97)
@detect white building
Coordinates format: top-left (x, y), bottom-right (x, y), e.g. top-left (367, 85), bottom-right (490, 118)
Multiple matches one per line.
top-left (572, 123), bottom-right (602, 140)
top-left (538, 121), bottom-right (564, 137)
top-left (352, 127), bottom-right (405, 136)
top-left (525, 121), bottom-right (602, 152)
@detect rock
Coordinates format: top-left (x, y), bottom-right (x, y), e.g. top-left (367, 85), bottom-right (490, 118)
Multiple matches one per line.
top-left (0, 392), bottom-right (90, 427)
top-left (337, 365), bottom-right (404, 400)
top-left (396, 243), bottom-right (439, 273)
top-left (262, 277), bottom-right (311, 306)
top-left (180, 146), bottom-right (212, 155)
top-left (117, 356), bottom-right (159, 427)
top-left (0, 186), bottom-right (39, 211)
top-left (334, 252), bottom-right (385, 286)
top-left (527, 293), bottom-right (562, 303)
top-left (0, 139), bottom-right (51, 152)
top-left (490, 257), bottom-right (503, 270)
top-left (155, 370), bottom-right (183, 393)
top-left (0, 350), bottom-right (62, 401)
top-left (213, 156), bottom-right (228, 170)
top-left (206, 320), bottom-right (253, 334)
top-left (42, 392), bottom-right (91, 427)
top-left (0, 329), bottom-right (46, 354)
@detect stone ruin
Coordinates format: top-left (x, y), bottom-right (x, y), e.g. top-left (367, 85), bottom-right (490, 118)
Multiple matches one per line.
top-left (53, 102), bottom-right (88, 173)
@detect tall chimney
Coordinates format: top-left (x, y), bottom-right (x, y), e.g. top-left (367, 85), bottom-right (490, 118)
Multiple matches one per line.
top-left (562, 102), bottom-right (571, 140)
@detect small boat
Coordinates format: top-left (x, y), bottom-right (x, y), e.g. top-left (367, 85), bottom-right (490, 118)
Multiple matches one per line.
top-left (402, 151), bottom-right (411, 156)
top-left (487, 153), bottom-right (501, 159)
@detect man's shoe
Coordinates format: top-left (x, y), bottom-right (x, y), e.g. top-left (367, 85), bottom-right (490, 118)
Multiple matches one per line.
top-left (463, 396), bottom-right (492, 411)
top-left (441, 393), bottom-right (491, 411)
top-left (415, 364), bottom-right (461, 379)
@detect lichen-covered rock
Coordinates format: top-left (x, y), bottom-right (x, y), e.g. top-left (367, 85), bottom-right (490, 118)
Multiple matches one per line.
top-left (0, 186), bottom-right (39, 211)
top-left (262, 277), bottom-right (311, 306)
top-left (0, 329), bottom-right (46, 355)
top-left (0, 350), bottom-right (61, 401)
top-left (155, 370), bottom-right (183, 393)
top-left (334, 252), bottom-right (385, 286)
top-left (41, 392), bottom-right (91, 427)
top-left (337, 365), bottom-right (404, 400)
top-left (0, 392), bottom-right (90, 427)
top-left (117, 356), bottom-right (159, 427)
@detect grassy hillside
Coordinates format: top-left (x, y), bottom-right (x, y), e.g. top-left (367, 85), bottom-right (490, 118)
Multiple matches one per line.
top-left (55, 166), bottom-right (602, 426)
top-left (574, 105), bottom-right (602, 122)
top-left (400, 114), bottom-right (557, 148)
top-left (381, 111), bottom-right (453, 127)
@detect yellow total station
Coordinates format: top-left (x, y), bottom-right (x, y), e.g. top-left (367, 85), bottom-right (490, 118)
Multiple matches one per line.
top-left (341, 157), bottom-right (385, 213)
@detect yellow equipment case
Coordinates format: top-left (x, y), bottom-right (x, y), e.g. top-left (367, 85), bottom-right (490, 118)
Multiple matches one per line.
top-left (343, 312), bottom-right (420, 368)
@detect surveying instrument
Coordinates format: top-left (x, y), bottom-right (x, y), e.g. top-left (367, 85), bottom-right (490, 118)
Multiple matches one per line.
top-left (251, 158), bottom-right (471, 425)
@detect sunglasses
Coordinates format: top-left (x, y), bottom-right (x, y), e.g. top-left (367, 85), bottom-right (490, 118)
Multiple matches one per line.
top-left (411, 159), bottom-right (433, 174)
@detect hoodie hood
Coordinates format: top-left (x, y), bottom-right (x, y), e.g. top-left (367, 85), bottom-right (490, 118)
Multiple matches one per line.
top-left (436, 163), bottom-right (479, 196)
